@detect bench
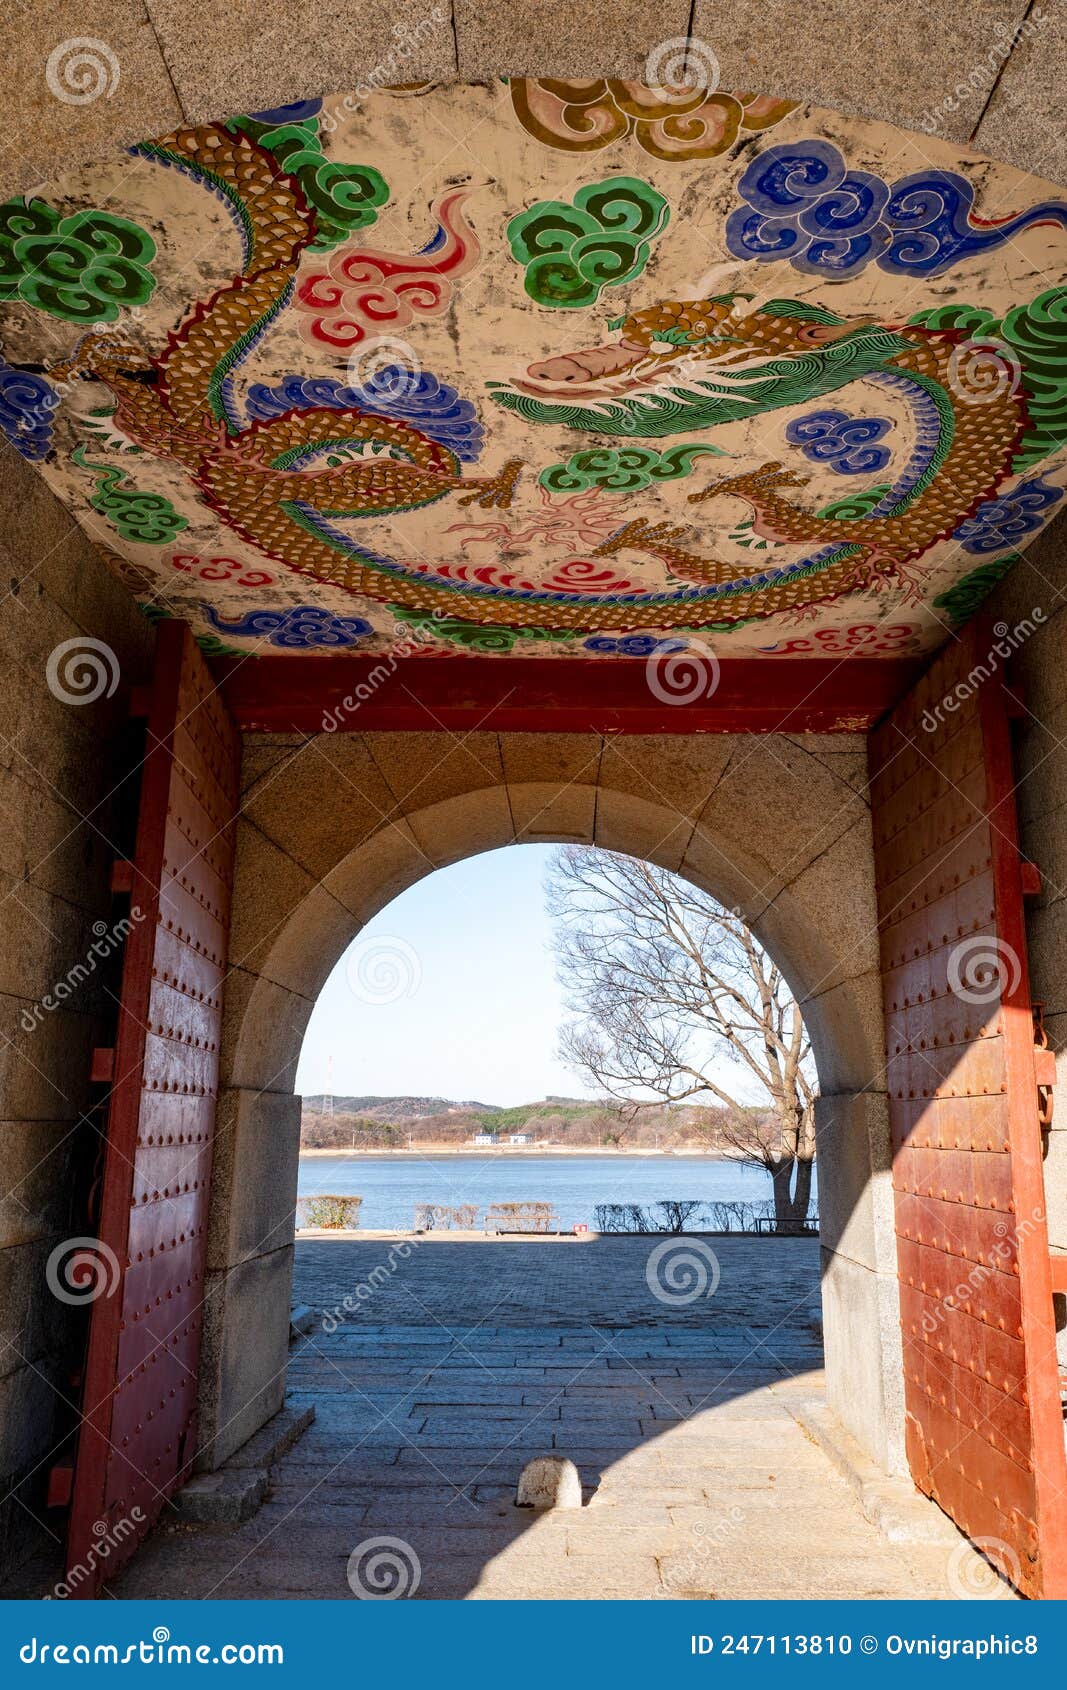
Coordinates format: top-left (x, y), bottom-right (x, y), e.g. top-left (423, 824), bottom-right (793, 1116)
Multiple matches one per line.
top-left (483, 1201), bottom-right (560, 1235)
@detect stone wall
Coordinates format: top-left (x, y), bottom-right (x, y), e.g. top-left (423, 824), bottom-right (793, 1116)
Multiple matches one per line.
top-left (0, 447), bottom-right (153, 1576)
top-left (5, 6), bottom-right (1064, 192)
top-left (205, 724), bottom-right (906, 1474)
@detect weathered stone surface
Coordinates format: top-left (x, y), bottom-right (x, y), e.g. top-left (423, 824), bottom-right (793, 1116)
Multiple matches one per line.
top-left (498, 733), bottom-right (602, 789)
top-left (504, 777), bottom-right (592, 843)
top-left (594, 787), bottom-right (694, 872)
top-left (820, 1245), bottom-right (905, 1475)
top-left (798, 969), bottom-right (886, 1097)
top-left (220, 967), bottom-right (311, 1093)
top-left (0, 455), bottom-right (152, 1583)
top-left (1, 2), bottom-right (182, 192)
top-left (814, 1092), bottom-right (895, 1277)
top-left (455, 1), bottom-right (689, 78)
top-left (691, 0), bottom-right (1031, 144)
top-left (146, 1), bottom-right (456, 126)
top-left (516, 1456), bottom-right (582, 1509)
top-left (406, 786), bottom-right (515, 867)
top-left (600, 735), bottom-right (734, 826)
top-left (2, 2), bottom-right (1065, 193)
top-left (207, 1087), bottom-right (301, 1271)
top-left (227, 821), bottom-right (317, 983)
top-left (226, 1402), bottom-right (316, 1469)
top-left (366, 732), bottom-right (504, 813)
top-left (0, 1124), bottom-right (79, 1250)
top-left (241, 736), bottom-right (400, 881)
top-left (197, 1247), bottom-right (294, 1470)
top-left (320, 819), bottom-right (427, 923)
top-left (975, 8), bottom-right (1067, 189)
top-left (173, 1469), bottom-right (269, 1524)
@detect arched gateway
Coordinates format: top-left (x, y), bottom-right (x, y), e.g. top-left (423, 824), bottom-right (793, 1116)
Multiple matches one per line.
top-left (1, 43), bottom-right (1066, 1600)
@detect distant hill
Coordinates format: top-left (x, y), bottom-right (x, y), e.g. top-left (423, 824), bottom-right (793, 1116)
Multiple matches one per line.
top-left (301, 1095), bottom-right (499, 1121)
top-left (299, 1092), bottom-right (732, 1150)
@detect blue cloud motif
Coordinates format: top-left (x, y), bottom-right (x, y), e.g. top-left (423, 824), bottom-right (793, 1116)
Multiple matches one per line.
top-left (202, 604), bottom-right (374, 649)
top-left (245, 370), bottom-right (484, 461)
top-left (726, 140), bottom-right (1067, 278)
top-left (785, 410), bottom-right (892, 475)
top-left (0, 360), bottom-right (58, 460)
top-left (583, 634), bottom-right (689, 656)
top-left (953, 478), bottom-right (1064, 555)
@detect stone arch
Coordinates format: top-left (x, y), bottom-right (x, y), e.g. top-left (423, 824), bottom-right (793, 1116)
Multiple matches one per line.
top-left (232, 779), bottom-right (881, 1098)
top-left (199, 730), bottom-right (902, 1480)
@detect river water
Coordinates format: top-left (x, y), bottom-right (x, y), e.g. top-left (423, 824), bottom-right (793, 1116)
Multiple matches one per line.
top-left (296, 1152), bottom-right (811, 1232)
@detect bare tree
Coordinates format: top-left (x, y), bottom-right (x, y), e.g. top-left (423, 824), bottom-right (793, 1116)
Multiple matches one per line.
top-left (653, 1199), bottom-right (706, 1234)
top-left (546, 847), bottom-right (816, 1230)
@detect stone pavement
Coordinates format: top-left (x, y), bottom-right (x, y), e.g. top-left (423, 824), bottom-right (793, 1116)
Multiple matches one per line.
top-left (292, 1230), bottom-right (825, 1331)
top-left (82, 1236), bottom-right (992, 1601)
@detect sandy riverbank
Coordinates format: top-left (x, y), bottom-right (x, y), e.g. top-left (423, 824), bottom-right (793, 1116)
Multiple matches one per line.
top-left (298, 1145), bottom-right (733, 1158)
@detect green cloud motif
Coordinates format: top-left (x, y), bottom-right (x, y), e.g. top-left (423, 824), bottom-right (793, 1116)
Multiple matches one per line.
top-left (73, 446), bottom-right (188, 544)
top-left (507, 176), bottom-right (670, 308)
top-left (0, 200), bottom-right (158, 323)
top-left (229, 114), bottom-right (389, 250)
top-left (540, 444), bottom-right (724, 494)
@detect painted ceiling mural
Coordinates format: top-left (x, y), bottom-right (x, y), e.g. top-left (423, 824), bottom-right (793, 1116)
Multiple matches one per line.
top-left (1, 79), bottom-right (1066, 658)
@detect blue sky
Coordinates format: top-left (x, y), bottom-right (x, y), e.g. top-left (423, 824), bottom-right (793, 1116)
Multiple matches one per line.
top-left (296, 843), bottom-right (594, 1105)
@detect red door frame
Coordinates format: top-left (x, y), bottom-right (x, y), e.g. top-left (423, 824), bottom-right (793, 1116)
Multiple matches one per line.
top-left (982, 642), bottom-right (1067, 1597)
top-left (870, 617), bottom-right (1067, 1599)
top-left (65, 623), bottom-right (239, 1597)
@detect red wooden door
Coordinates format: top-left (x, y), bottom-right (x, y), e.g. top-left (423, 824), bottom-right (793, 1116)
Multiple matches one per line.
top-left (870, 618), bottom-right (1067, 1598)
top-left (66, 622), bottom-right (239, 1597)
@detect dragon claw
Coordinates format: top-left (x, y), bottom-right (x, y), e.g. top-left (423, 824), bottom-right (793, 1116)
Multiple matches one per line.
top-left (593, 518), bottom-right (689, 556)
top-left (688, 459), bottom-right (810, 505)
top-left (459, 457), bottom-right (524, 509)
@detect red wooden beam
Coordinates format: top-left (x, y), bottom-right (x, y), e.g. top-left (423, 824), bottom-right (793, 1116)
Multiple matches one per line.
top-left (212, 654), bottom-right (922, 735)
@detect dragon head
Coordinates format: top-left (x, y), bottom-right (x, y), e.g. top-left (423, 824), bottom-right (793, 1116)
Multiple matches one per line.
top-left (492, 295), bottom-right (907, 438)
top-left (519, 296), bottom-right (877, 395)
top-left (48, 330), bottom-right (156, 386)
